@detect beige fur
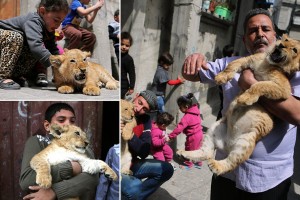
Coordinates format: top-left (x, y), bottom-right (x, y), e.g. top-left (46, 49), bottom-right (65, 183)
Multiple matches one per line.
top-left (177, 35), bottom-right (300, 175)
top-left (30, 124), bottom-right (118, 196)
top-left (121, 100), bottom-right (137, 175)
top-left (49, 49), bottom-right (119, 96)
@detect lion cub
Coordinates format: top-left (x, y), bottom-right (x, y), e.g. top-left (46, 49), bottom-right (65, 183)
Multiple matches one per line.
top-left (50, 49), bottom-right (119, 96)
top-left (177, 35), bottom-right (300, 175)
top-left (121, 100), bottom-right (136, 175)
top-left (30, 124), bottom-right (118, 189)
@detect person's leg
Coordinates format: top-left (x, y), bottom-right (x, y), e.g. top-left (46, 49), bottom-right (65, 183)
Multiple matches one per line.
top-left (0, 29), bottom-right (23, 87)
top-left (79, 27), bottom-right (96, 53)
top-left (63, 25), bottom-right (82, 49)
top-left (121, 174), bottom-right (142, 200)
top-left (156, 96), bottom-right (165, 113)
top-left (152, 151), bottom-right (166, 162)
top-left (13, 44), bottom-right (38, 85)
top-left (211, 175), bottom-right (238, 200)
top-left (131, 159), bottom-right (174, 199)
top-left (163, 145), bottom-right (173, 162)
top-left (237, 177), bottom-right (291, 200)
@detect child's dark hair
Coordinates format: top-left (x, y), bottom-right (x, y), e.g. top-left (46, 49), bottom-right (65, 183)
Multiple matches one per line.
top-left (114, 9), bottom-right (119, 17)
top-left (156, 112), bottom-right (174, 126)
top-left (177, 93), bottom-right (196, 108)
top-left (121, 32), bottom-right (133, 46)
top-left (158, 52), bottom-right (174, 65)
top-left (38, 0), bottom-right (69, 13)
top-left (45, 103), bottom-right (75, 122)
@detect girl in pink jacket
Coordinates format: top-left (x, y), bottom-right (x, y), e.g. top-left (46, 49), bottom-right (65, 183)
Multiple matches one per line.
top-left (168, 93), bottom-right (204, 167)
top-left (151, 112), bottom-right (174, 163)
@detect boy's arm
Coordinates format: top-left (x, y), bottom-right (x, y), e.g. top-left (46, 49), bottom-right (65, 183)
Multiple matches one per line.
top-left (20, 136), bottom-right (99, 198)
top-left (77, 0), bottom-right (104, 23)
top-left (128, 116), bottom-right (152, 159)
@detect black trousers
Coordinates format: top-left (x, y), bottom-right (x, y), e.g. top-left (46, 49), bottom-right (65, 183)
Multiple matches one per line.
top-left (210, 175), bottom-right (291, 200)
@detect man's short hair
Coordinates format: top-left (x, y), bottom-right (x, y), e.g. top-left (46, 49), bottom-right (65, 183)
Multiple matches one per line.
top-left (243, 8), bottom-right (274, 32)
top-left (139, 90), bottom-right (158, 111)
top-left (45, 103), bottom-right (75, 122)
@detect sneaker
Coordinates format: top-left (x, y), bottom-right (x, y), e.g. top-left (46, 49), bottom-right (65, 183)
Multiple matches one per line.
top-left (195, 161), bottom-right (202, 167)
top-left (183, 161), bottom-right (194, 168)
top-left (36, 73), bottom-right (48, 87)
top-left (170, 162), bottom-right (177, 171)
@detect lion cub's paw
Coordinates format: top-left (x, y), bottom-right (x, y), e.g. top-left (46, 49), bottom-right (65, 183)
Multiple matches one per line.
top-left (36, 174), bottom-right (52, 189)
top-left (83, 86), bottom-right (101, 96)
top-left (103, 166), bottom-right (118, 181)
top-left (215, 72), bottom-right (232, 85)
top-left (122, 130), bottom-right (134, 141)
top-left (58, 85), bottom-right (74, 94)
top-left (207, 159), bottom-right (226, 176)
top-left (121, 169), bottom-right (133, 176)
top-left (105, 81), bottom-right (118, 90)
top-left (237, 93), bottom-right (258, 106)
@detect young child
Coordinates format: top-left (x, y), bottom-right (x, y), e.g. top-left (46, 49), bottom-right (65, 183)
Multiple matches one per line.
top-left (108, 9), bottom-right (120, 63)
top-left (121, 32), bottom-right (136, 99)
top-left (35, 28), bottom-right (65, 87)
top-left (151, 52), bottom-right (185, 113)
top-left (151, 112), bottom-right (175, 168)
top-left (168, 93), bottom-right (204, 167)
top-left (0, 0), bottom-right (69, 90)
top-left (62, 0), bottom-right (104, 53)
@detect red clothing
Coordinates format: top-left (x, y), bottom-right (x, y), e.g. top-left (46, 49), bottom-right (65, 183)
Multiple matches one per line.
top-left (169, 104), bottom-right (203, 151)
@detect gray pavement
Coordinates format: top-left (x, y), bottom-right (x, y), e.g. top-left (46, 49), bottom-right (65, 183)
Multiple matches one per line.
top-left (147, 125), bottom-right (300, 200)
top-left (0, 82), bottom-right (119, 101)
top-left (149, 158), bottom-right (212, 200)
top-left (148, 157), bottom-right (300, 200)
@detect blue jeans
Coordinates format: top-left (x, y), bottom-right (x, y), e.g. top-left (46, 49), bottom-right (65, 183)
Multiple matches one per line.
top-left (156, 96), bottom-right (165, 113)
top-left (121, 159), bottom-right (174, 200)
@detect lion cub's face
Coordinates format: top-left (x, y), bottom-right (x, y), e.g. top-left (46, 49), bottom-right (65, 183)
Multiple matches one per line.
top-left (267, 34), bottom-right (300, 74)
top-left (50, 49), bottom-right (91, 84)
top-left (121, 100), bottom-right (135, 123)
top-left (50, 124), bottom-right (89, 154)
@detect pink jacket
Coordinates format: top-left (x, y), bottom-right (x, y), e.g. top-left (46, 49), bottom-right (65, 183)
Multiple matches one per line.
top-left (169, 104), bottom-right (203, 138)
top-left (151, 122), bottom-right (166, 150)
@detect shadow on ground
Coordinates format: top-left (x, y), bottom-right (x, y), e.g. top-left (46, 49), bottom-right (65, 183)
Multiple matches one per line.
top-left (148, 187), bottom-right (177, 200)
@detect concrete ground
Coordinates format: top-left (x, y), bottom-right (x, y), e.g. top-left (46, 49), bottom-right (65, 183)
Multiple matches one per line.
top-left (148, 158), bottom-right (300, 200)
top-left (0, 57), bottom-right (119, 101)
top-left (0, 81), bottom-right (119, 101)
top-left (147, 124), bottom-right (300, 200)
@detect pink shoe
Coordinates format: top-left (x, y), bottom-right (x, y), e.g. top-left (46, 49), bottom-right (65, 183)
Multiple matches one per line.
top-left (183, 161), bottom-right (194, 168)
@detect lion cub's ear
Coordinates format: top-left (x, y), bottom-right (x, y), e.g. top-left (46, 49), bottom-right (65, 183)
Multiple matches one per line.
top-left (50, 55), bottom-right (65, 68)
top-left (83, 51), bottom-right (91, 58)
top-left (50, 124), bottom-right (64, 138)
top-left (282, 34), bottom-right (289, 41)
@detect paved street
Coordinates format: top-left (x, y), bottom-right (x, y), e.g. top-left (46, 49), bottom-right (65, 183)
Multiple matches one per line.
top-left (0, 82), bottom-right (119, 101)
top-left (147, 125), bottom-right (300, 200)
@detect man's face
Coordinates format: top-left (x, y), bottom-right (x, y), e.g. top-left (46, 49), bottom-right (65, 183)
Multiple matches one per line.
top-left (243, 14), bottom-right (277, 54)
top-left (132, 95), bottom-right (150, 115)
top-left (44, 109), bottom-right (76, 131)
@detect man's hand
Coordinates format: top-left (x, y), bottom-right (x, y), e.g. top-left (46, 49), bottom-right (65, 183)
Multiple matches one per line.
top-left (182, 53), bottom-right (209, 82)
top-left (71, 161), bottom-right (82, 176)
top-left (238, 69), bottom-right (257, 91)
top-left (23, 186), bottom-right (56, 200)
